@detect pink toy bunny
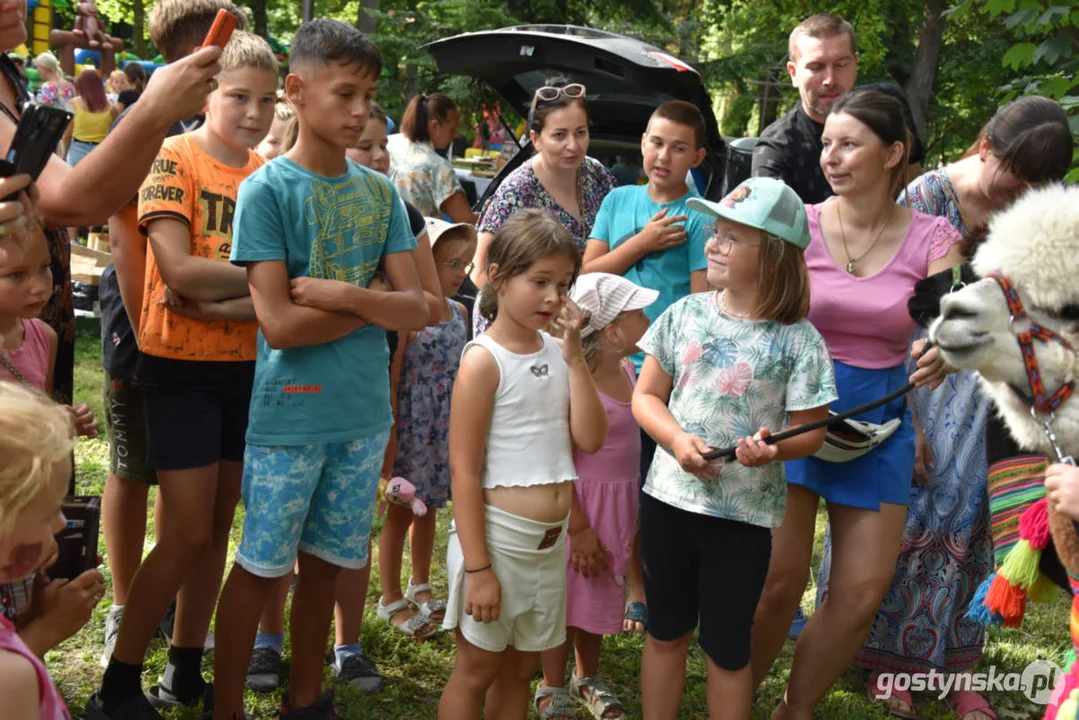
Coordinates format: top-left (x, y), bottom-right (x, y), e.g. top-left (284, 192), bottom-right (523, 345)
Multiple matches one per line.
top-left (378, 476), bottom-right (428, 517)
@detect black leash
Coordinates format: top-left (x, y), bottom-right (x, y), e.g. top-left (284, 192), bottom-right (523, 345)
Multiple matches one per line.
top-left (700, 341), bottom-right (935, 462)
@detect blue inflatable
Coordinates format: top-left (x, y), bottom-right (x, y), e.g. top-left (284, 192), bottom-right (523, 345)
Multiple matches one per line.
top-left (74, 49), bottom-right (101, 66)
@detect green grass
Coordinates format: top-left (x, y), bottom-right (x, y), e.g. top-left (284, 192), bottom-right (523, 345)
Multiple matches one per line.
top-left (54, 319), bottom-right (1069, 719)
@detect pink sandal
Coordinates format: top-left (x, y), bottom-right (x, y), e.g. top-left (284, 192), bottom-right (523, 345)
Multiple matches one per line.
top-left (946, 690), bottom-right (997, 720)
top-left (867, 673), bottom-right (917, 719)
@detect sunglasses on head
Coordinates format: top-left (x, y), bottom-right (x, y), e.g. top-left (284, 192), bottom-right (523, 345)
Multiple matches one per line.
top-left (532, 83), bottom-right (587, 107)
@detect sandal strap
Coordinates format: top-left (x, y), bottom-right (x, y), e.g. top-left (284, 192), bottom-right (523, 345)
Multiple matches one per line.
top-left (572, 675), bottom-right (624, 715)
top-left (398, 613), bottom-right (435, 637)
top-left (406, 581), bottom-right (434, 597)
top-left (534, 685), bottom-right (575, 718)
top-left (377, 597), bottom-right (411, 619)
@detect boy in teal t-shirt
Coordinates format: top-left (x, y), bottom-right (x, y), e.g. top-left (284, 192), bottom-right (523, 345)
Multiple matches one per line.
top-left (213, 19), bottom-right (428, 720)
top-left (582, 100), bottom-right (712, 371)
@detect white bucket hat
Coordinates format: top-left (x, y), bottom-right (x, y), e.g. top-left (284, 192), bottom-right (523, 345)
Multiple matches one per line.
top-left (570, 273), bottom-right (659, 338)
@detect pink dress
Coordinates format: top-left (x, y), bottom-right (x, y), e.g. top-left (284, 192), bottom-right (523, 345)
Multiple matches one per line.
top-left (0, 318), bottom-right (50, 390)
top-left (0, 616), bottom-right (73, 719)
top-left (565, 362), bottom-right (640, 635)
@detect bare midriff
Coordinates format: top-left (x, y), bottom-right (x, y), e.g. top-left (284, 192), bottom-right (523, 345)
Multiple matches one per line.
top-left (483, 481), bottom-right (573, 524)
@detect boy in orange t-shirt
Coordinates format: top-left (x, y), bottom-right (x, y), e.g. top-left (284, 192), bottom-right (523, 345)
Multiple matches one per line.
top-left (88, 31), bottom-right (280, 719)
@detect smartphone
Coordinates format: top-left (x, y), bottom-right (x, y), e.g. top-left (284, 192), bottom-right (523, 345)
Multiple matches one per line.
top-left (50, 496), bottom-right (101, 581)
top-left (0, 102), bottom-right (73, 200)
top-left (202, 8), bottom-right (238, 49)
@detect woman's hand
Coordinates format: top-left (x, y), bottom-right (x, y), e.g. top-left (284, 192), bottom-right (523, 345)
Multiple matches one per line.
top-left (553, 298), bottom-right (586, 366)
top-left (910, 339), bottom-right (949, 390)
top-left (463, 568), bottom-right (501, 624)
top-left (1046, 464), bottom-right (1079, 521)
top-left (734, 428), bottom-right (778, 467)
top-left (569, 525), bottom-right (608, 578)
top-left (0, 174), bottom-right (35, 246)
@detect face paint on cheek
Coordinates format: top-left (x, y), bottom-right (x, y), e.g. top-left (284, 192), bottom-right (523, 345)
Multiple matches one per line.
top-left (0, 542), bottom-right (43, 580)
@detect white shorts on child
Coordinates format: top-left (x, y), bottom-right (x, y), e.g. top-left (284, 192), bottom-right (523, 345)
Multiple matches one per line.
top-left (443, 504), bottom-right (568, 653)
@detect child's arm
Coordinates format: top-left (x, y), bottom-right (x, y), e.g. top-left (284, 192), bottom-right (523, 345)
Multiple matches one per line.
top-left (1046, 464), bottom-right (1079, 521)
top-left (247, 260), bottom-right (370, 350)
top-left (380, 332), bottom-right (411, 479)
top-left (632, 355), bottom-right (713, 476)
top-left (0, 651), bottom-right (41, 720)
top-left (449, 345), bottom-right (502, 623)
top-left (567, 490), bottom-right (607, 577)
top-left (164, 294), bottom-right (256, 324)
top-left (732, 406), bottom-right (829, 466)
top-left (414, 231), bottom-right (446, 325)
top-left (289, 251), bottom-right (426, 332)
top-left (40, 323), bottom-right (96, 437)
top-left (557, 301), bottom-right (608, 454)
top-left (581, 209), bottom-right (689, 276)
top-left (148, 218), bottom-right (250, 302)
top-left (109, 204), bottom-right (147, 334)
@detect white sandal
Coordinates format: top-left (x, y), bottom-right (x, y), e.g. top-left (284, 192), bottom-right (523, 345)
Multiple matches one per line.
top-left (376, 596), bottom-right (438, 639)
top-left (405, 580), bottom-right (447, 622)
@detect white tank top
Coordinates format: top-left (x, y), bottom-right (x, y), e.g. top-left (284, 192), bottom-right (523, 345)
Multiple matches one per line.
top-left (465, 332), bottom-right (577, 489)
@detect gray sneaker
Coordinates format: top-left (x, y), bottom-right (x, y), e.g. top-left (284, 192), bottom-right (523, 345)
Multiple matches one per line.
top-left (100, 605), bottom-right (123, 668)
top-left (245, 647), bottom-right (283, 693)
top-left (333, 652), bottom-right (383, 692)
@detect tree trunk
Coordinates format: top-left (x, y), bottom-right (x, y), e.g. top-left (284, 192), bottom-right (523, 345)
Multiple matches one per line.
top-left (904, 0), bottom-right (947, 141)
top-left (357, 0), bottom-right (377, 34)
top-left (251, 0), bottom-right (268, 38)
top-left (132, 0), bottom-right (145, 57)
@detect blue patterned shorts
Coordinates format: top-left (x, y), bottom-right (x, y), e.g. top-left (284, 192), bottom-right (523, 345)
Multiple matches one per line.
top-left (235, 430), bottom-right (390, 577)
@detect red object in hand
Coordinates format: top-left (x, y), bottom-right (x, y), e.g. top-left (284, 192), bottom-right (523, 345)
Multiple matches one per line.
top-left (202, 9), bottom-right (238, 49)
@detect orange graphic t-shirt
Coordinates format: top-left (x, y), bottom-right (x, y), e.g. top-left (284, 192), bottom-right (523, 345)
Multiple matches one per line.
top-left (137, 134), bottom-right (264, 362)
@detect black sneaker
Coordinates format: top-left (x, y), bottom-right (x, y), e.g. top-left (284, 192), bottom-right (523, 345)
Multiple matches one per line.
top-left (146, 680), bottom-right (212, 711)
top-left (333, 651), bottom-right (383, 692)
top-left (84, 692), bottom-right (165, 720)
top-left (279, 689), bottom-right (340, 719)
top-left (246, 647), bottom-right (284, 693)
top-left (155, 599), bottom-right (215, 655)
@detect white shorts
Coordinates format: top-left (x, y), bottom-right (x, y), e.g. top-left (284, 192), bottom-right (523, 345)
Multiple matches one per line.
top-left (443, 504), bottom-right (568, 653)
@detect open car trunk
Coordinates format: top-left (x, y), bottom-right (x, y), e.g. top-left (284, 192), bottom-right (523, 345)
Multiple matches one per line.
top-left (423, 25), bottom-right (731, 208)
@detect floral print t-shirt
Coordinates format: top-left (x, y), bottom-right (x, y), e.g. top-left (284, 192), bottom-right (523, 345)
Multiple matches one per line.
top-left (387, 133), bottom-right (465, 217)
top-left (638, 292), bottom-right (838, 528)
top-left (37, 80), bottom-right (74, 110)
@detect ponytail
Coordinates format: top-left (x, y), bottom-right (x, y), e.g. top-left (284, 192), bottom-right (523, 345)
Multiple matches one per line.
top-left (400, 92), bottom-right (458, 144)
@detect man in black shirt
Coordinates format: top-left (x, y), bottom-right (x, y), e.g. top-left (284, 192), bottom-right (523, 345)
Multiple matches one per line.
top-left (752, 14), bottom-right (859, 203)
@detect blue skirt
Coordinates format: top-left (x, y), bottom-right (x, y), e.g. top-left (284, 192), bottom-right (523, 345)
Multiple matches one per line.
top-left (785, 361), bottom-right (915, 510)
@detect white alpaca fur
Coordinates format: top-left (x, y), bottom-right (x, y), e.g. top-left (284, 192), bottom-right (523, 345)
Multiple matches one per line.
top-left (929, 184), bottom-right (1079, 458)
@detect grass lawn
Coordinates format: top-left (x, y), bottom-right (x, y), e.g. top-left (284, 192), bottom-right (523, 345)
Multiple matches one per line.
top-left (53, 319), bottom-right (1070, 719)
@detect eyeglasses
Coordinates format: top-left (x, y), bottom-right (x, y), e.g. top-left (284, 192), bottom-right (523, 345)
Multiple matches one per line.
top-left (443, 259), bottom-right (475, 275)
top-left (707, 226), bottom-right (759, 256)
top-left (532, 83), bottom-right (587, 107)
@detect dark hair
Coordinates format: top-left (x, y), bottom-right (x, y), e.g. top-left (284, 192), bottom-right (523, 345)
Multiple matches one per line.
top-left (289, 19), bottom-right (382, 78)
top-left (123, 63), bottom-right (146, 94)
top-left (400, 93), bottom-right (458, 144)
top-left (648, 100), bottom-right (705, 149)
top-left (959, 223), bottom-right (989, 261)
top-left (830, 89), bottom-right (911, 196)
top-left (478, 209), bottom-right (581, 323)
top-left (76, 69), bottom-right (109, 113)
top-left (979, 96), bottom-right (1073, 185)
top-left (368, 101), bottom-right (387, 127)
top-left (528, 75), bottom-right (588, 134)
top-left (789, 14), bottom-right (857, 62)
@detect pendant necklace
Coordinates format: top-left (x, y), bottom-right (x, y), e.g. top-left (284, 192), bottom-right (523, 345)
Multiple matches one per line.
top-left (837, 202), bottom-right (891, 275)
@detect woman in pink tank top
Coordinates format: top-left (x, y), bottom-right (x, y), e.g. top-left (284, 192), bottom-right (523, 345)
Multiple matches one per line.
top-left (751, 90), bottom-right (964, 719)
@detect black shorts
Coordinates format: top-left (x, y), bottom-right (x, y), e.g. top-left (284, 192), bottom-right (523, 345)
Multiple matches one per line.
top-left (639, 427), bottom-right (658, 489)
top-left (142, 363), bottom-right (255, 471)
top-left (102, 372), bottom-right (157, 485)
top-left (639, 493), bottom-right (772, 671)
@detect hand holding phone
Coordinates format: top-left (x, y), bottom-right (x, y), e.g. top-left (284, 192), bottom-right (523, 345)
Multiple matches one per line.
top-left (0, 103), bottom-right (72, 202)
top-left (202, 8), bottom-right (238, 49)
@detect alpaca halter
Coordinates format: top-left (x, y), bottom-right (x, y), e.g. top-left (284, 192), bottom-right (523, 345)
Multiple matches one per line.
top-left (989, 271), bottom-right (1076, 465)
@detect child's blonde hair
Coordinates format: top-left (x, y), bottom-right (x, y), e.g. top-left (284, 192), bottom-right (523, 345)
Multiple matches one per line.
top-left (752, 231), bottom-right (810, 324)
top-left (478, 209), bottom-right (581, 323)
top-left (0, 384), bottom-right (73, 536)
top-left (220, 30), bottom-right (279, 75)
top-left (274, 91), bottom-right (296, 122)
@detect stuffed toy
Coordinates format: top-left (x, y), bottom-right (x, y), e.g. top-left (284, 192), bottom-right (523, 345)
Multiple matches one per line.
top-left (376, 476), bottom-right (427, 517)
top-left (74, 2), bottom-right (109, 49)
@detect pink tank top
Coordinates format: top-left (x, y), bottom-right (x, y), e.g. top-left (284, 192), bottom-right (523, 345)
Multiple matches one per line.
top-left (805, 204), bottom-right (961, 369)
top-left (0, 616), bottom-right (73, 720)
top-left (0, 318), bottom-right (50, 390)
top-left (572, 362), bottom-right (640, 483)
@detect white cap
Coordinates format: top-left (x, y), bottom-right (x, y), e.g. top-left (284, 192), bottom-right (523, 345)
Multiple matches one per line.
top-left (425, 217), bottom-right (477, 250)
top-left (570, 273), bottom-right (659, 338)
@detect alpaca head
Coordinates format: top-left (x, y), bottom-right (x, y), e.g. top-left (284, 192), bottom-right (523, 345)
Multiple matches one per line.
top-left (929, 184), bottom-right (1079, 456)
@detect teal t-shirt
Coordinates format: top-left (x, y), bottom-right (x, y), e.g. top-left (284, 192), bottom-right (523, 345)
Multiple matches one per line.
top-left (590, 184), bottom-right (710, 370)
top-left (230, 157), bottom-right (416, 446)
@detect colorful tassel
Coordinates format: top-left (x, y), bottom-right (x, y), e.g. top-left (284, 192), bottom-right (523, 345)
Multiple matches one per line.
top-left (1021, 498), bottom-right (1052, 549)
top-left (986, 574), bottom-right (1027, 626)
top-left (1055, 689), bottom-right (1078, 720)
top-left (1031, 572), bottom-right (1061, 603)
top-left (966, 576), bottom-right (995, 624)
top-left (999, 538), bottom-right (1042, 590)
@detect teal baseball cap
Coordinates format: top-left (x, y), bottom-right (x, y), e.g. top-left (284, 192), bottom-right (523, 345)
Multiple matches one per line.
top-left (687, 177), bottom-right (810, 249)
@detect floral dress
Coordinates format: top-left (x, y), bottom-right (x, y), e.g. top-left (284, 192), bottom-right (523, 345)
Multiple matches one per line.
top-left (473, 157), bottom-right (616, 335)
top-left (391, 301), bottom-right (468, 509)
top-left (36, 79), bottom-right (75, 110)
top-left (387, 133), bottom-right (465, 218)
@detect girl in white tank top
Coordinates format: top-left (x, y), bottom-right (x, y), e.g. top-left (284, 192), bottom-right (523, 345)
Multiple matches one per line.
top-left (439, 209), bottom-right (608, 720)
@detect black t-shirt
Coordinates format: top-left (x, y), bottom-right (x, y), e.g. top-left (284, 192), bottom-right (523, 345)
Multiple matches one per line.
top-left (98, 109), bottom-right (203, 376)
top-left (117, 88), bottom-right (140, 109)
top-left (386, 200), bottom-right (431, 362)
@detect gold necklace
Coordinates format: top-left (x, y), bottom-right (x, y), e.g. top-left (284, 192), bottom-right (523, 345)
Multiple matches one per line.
top-left (718, 290), bottom-right (750, 319)
top-left (837, 202), bottom-right (891, 275)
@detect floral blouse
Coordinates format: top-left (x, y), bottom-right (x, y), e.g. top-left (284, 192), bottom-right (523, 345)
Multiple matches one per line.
top-left (387, 133), bottom-right (465, 217)
top-left (477, 156), bottom-right (616, 251)
top-left (37, 80), bottom-right (75, 110)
